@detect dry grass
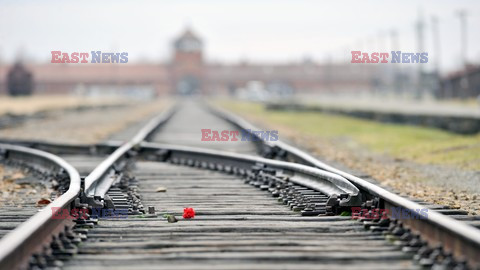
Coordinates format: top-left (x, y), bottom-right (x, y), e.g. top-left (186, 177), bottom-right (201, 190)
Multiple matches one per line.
top-left (0, 99), bottom-right (170, 144)
top-left (216, 100), bottom-right (480, 170)
top-left (0, 95), bottom-right (130, 115)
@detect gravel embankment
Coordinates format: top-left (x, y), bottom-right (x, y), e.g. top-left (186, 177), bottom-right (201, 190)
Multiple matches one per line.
top-left (0, 100), bottom-right (167, 144)
top-left (0, 165), bottom-right (51, 208)
top-left (232, 112), bottom-right (480, 215)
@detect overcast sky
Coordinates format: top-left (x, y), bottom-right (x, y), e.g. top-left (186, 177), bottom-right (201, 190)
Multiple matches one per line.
top-left (0, 0), bottom-right (479, 74)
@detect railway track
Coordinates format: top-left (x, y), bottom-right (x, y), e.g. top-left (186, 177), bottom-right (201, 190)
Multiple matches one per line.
top-left (0, 144), bottom-right (81, 270)
top-left (0, 100), bottom-right (479, 269)
top-left (0, 145), bottom-right (71, 241)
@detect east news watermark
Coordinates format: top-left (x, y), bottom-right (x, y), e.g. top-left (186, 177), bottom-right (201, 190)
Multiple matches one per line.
top-left (352, 207), bottom-right (429, 220)
top-left (51, 207), bottom-right (128, 220)
top-left (51, 51), bottom-right (128, 63)
top-left (201, 129), bottom-right (279, 142)
top-left (351, 51), bottom-right (428, 64)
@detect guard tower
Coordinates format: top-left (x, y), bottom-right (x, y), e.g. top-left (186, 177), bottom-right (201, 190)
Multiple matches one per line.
top-left (171, 28), bottom-right (204, 95)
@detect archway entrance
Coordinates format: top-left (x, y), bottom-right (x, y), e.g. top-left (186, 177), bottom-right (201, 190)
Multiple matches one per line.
top-left (177, 75), bottom-right (200, 95)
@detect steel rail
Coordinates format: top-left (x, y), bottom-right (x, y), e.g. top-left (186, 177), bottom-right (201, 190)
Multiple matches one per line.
top-left (83, 105), bottom-right (176, 206)
top-left (0, 139), bottom-right (119, 155)
top-left (0, 139), bottom-right (360, 205)
top-left (208, 103), bottom-right (480, 268)
top-left (273, 140), bottom-right (480, 268)
top-left (0, 144), bottom-right (81, 270)
top-left (140, 142), bottom-right (360, 205)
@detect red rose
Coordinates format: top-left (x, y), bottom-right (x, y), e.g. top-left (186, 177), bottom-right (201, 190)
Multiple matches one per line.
top-left (183, 207), bottom-right (195, 219)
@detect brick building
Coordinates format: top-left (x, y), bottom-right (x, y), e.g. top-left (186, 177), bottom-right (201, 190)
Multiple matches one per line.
top-left (0, 28), bottom-right (377, 97)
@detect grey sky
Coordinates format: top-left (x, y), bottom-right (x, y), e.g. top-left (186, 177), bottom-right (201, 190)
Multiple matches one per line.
top-left (0, 0), bottom-right (479, 74)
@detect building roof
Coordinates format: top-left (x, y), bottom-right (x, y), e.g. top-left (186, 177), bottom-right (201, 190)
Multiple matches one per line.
top-left (0, 64), bottom-right (169, 84)
top-left (174, 28), bottom-right (203, 51)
